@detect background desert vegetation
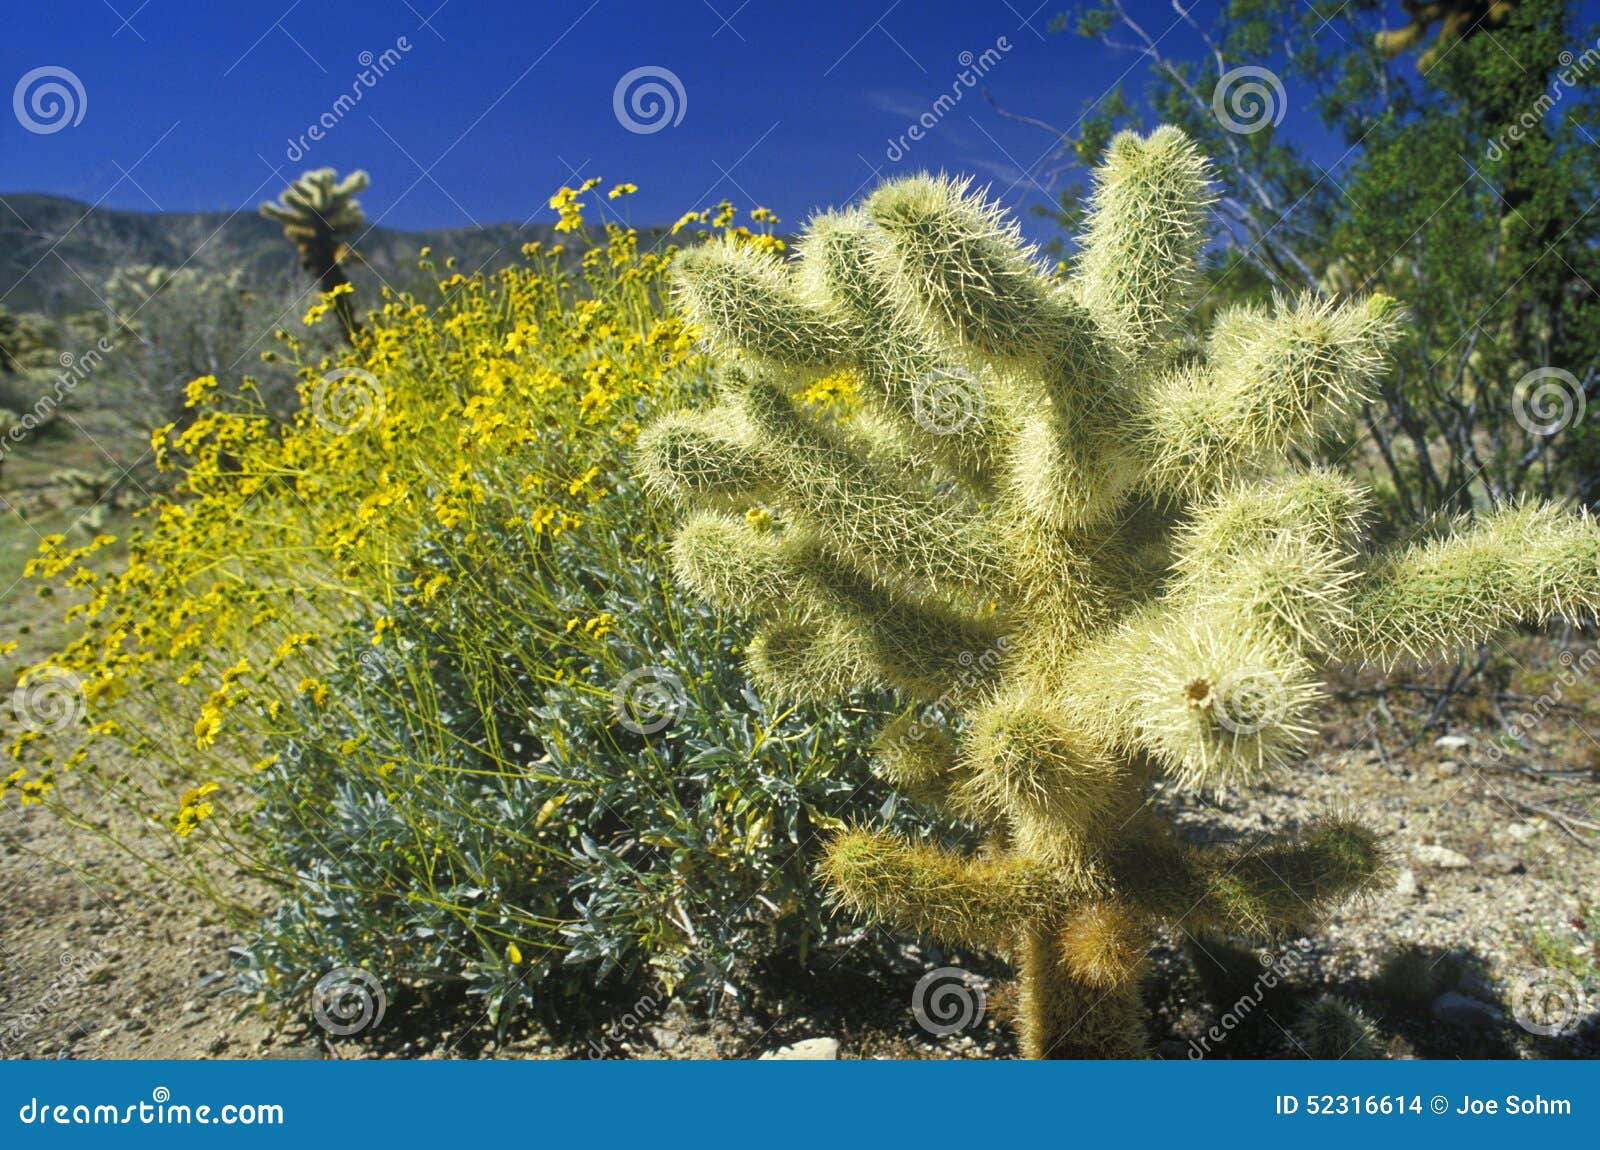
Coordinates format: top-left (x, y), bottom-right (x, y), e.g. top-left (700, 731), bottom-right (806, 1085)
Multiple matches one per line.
top-left (1, 0), bottom-right (1598, 1060)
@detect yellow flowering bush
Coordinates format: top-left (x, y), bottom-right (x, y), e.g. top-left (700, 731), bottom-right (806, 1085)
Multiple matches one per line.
top-left (13, 186), bottom-right (938, 1026)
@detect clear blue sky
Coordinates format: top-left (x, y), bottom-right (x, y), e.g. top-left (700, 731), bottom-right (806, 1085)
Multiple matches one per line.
top-left (0, 1), bottom-right (1566, 241)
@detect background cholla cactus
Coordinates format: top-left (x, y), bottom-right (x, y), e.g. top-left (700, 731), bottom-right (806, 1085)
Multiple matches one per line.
top-left (640, 126), bottom-right (1600, 1058)
top-left (1375, 1), bottom-right (1519, 70)
top-left (259, 168), bottom-right (369, 339)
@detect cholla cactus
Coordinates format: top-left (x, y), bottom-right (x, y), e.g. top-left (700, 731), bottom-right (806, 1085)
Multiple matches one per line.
top-left (1375, 1), bottom-right (1519, 70)
top-left (260, 168), bottom-right (369, 338)
top-left (1300, 994), bottom-right (1384, 1059)
top-left (639, 126), bottom-right (1600, 1058)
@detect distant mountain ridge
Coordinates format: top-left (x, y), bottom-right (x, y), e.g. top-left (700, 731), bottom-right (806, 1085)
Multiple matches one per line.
top-left (0, 193), bottom-right (596, 314)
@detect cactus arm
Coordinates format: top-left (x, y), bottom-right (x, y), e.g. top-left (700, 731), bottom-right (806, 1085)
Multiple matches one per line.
top-left (819, 828), bottom-right (1074, 951)
top-left (955, 692), bottom-right (1126, 832)
top-left (669, 511), bottom-right (807, 614)
top-left (636, 408), bottom-right (774, 505)
top-left (866, 174), bottom-right (1073, 359)
top-left (796, 210), bottom-right (999, 488)
top-left (731, 375), bottom-right (1004, 593)
top-left (870, 712), bottom-right (958, 805)
top-left (1140, 295), bottom-right (1402, 497)
top-left (791, 547), bottom-right (1003, 700)
top-left (746, 618), bottom-right (875, 702)
top-left (673, 239), bottom-right (853, 367)
top-left (1071, 126), bottom-right (1214, 354)
top-left (1346, 502), bottom-right (1600, 664)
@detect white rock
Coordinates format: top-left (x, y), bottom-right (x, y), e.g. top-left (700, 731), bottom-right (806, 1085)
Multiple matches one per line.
top-left (1434, 735), bottom-right (1471, 750)
top-left (1430, 991), bottom-right (1503, 1030)
top-left (758, 1037), bottom-right (839, 1060)
top-left (1505, 821), bottom-right (1544, 842)
top-left (1394, 867), bottom-right (1418, 897)
top-left (1414, 844), bottom-right (1472, 869)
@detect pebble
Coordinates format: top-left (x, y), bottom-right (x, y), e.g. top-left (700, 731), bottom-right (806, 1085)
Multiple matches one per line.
top-left (1479, 853), bottom-right (1524, 875)
top-left (1434, 735), bottom-right (1471, 751)
top-left (1504, 821), bottom-right (1544, 843)
top-left (1393, 867), bottom-right (1419, 897)
top-left (757, 1037), bottom-right (839, 1060)
top-left (1414, 844), bottom-right (1472, 869)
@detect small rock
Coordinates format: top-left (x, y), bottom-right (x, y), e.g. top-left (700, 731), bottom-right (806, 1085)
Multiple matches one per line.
top-left (1479, 853), bottom-right (1524, 875)
top-left (1393, 867), bottom-right (1418, 897)
top-left (1434, 735), bottom-right (1470, 751)
top-left (649, 1027), bottom-right (681, 1050)
top-left (757, 1037), bottom-right (839, 1060)
top-left (1434, 760), bottom-right (1460, 779)
top-left (1414, 844), bottom-right (1472, 869)
top-left (206, 1035), bottom-right (229, 1055)
top-left (1430, 991), bottom-right (1503, 1030)
top-left (1505, 821), bottom-right (1544, 843)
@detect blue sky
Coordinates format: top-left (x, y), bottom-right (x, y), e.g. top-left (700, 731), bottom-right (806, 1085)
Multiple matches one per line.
top-left (0, 1), bottom-right (1574, 242)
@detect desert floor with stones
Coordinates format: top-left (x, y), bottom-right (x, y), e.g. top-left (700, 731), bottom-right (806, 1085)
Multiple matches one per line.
top-left (5, 638), bottom-right (1594, 1061)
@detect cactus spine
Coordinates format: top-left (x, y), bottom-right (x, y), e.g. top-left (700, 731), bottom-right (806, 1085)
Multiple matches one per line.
top-left (260, 168), bottom-right (369, 339)
top-left (641, 126), bottom-right (1600, 1058)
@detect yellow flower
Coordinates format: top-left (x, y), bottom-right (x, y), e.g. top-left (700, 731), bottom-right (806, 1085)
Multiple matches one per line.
top-left (506, 942), bottom-right (523, 965)
top-left (184, 375), bottom-right (219, 408)
top-left (174, 781), bottom-right (219, 837)
top-left (296, 677), bottom-right (329, 706)
top-left (193, 707), bottom-right (222, 749)
top-left (20, 775), bottom-right (54, 805)
top-left (418, 573), bottom-right (450, 603)
top-left (607, 183), bottom-right (637, 200)
top-left (274, 632), bottom-right (317, 662)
